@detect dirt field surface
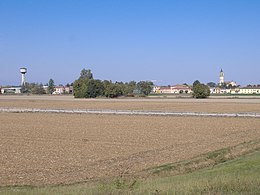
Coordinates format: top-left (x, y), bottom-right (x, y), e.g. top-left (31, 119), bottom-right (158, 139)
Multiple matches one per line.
top-left (0, 95), bottom-right (260, 113)
top-left (1, 112), bottom-right (260, 186)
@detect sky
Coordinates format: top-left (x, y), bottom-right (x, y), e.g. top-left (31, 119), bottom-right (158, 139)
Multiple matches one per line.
top-left (0, 0), bottom-right (260, 86)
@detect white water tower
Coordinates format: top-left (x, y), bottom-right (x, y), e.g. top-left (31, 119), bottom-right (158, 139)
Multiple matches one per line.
top-left (20, 68), bottom-right (27, 86)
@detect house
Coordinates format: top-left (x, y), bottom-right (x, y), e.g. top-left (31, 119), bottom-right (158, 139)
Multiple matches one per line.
top-left (170, 85), bottom-right (192, 94)
top-left (226, 81), bottom-right (237, 87)
top-left (53, 86), bottom-right (73, 94)
top-left (230, 88), bottom-right (240, 94)
top-left (1, 87), bottom-right (22, 94)
top-left (154, 85), bottom-right (192, 94)
top-left (238, 87), bottom-right (260, 94)
top-left (210, 87), bottom-right (231, 94)
top-left (65, 86), bottom-right (73, 94)
top-left (53, 86), bottom-right (65, 94)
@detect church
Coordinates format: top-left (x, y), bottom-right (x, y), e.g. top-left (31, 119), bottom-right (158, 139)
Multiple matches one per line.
top-left (219, 69), bottom-right (237, 87)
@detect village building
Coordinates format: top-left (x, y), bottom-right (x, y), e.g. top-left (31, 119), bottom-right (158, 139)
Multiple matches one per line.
top-left (210, 69), bottom-right (239, 94)
top-left (238, 87), bottom-right (260, 94)
top-left (154, 84), bottom-right (192, 94)
top-left (210, 87), bottom-right (231, 94)
top-left (226, 81), bottom-right (237, 87)
top-left (219, 69), bottom-right (224, 85)
top-left (1, 87), bottom-right (22, 94)
top-left (53, 86), bottom-right (73, 94)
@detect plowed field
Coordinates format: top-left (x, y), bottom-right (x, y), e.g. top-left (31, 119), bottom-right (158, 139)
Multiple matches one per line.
top-left (0, 96), bottom-right (260, 113)
top-left (1, 112), bottom-right (260, 186)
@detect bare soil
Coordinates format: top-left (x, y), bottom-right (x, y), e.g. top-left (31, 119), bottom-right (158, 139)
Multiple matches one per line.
top-left (0, 112), bottom-right (260, 186)
top-left (0, 95), bottom-right (260, 113)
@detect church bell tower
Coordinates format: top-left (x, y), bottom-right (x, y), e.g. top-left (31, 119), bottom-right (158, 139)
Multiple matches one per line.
top-left (219, 69), bottom-right (224, 86)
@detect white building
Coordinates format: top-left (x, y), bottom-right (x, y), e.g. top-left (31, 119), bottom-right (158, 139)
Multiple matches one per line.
top-left (238, 87), bottom-right (260, 94)
top-left (1, 87), bottom-right (22, 94)
top-left (53, 86), bottom-right (73, 94)
top-left (154, 85), bottom-right (192, 94)
top-left (226, 81), bottom-right (237, 87)
top-left (53, 86), bottom-right (65, 94)
top-left (210, 87), bottom-right (231, 94)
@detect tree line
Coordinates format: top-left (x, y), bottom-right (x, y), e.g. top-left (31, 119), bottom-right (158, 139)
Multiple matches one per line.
top-left (73, 69), bottom-right (153, 98)
top-left (20, 78), bottom-right (60, 95)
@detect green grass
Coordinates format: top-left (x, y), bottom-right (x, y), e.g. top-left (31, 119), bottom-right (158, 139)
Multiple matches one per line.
top-left (137, 150), bottom-right (260, 194)
top-left (1, 148), bottom-right (260, 194)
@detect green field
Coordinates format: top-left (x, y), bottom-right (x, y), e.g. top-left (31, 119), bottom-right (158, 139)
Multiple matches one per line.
top-left (1, 148), bottom-right (260, 195)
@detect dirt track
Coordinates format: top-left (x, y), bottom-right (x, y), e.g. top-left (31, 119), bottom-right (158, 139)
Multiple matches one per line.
top-left (1, 112), bottom-right (260, 186)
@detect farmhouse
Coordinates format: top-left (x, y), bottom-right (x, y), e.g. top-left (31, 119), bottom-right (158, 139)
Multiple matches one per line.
top-left (1, 87), bottom-right (22, 94)
top-left (210, 87), bottom-right (232, 94)
top-left (53, 86), bottom-right (73, 94)
top-left (154, 85), bottom-right (192, 94)
top-left (237, 87), bottom-right (260, 94)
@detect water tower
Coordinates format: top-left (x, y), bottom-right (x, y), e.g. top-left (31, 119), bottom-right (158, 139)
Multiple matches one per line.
top-left (20, 68), bottom-right (27, 86)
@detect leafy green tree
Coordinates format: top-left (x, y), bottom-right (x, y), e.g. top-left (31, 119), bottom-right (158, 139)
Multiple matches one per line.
top-left (86, 79), bottom-right (104, 98)
top-left (80, 69), bottom-right (93, 79)
top-left (104, 83), bottom-right (122, 98)
top-left (124, 81), bottom-right (137, 96)
top-left (73, 78), bottom-right (86, 98)
top-left (207, 82), bottom-right (216, 88)
top-left (193, 83), bottom-right (210, 98)
top-left (193, 80), bottom-right (200, 89)
top-left (137, 81), bottom-right (154, 96)
top-left (73, 75), bottom-right (104, 98)
top-left (48, 79), bottom-right (55, 94)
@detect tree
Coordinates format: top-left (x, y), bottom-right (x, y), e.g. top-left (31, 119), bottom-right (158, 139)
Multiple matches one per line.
top-left (193, 83), bottom-right (210, 98)
top-left (73, 75), bottom-right (104, 98)
top-left (86, 79), bottom-right (104, 98)
top-left (207, 82), bottom-right (216, 88)
top-left (48, 79), bottom-right (55, 94)
top-left (73, 68), bottom-right (152, 98)
top-left (80, 69), bottom-right (93, 79)
top-left (137, 81), bottom-right (154, 96)
top-left (73, 78), bottom-right (86, 98)
top-left (124, 81), bottom-right (137, 96)
top-left (31, 83), bottom-right (45, 94)
top-left (104, 83), bottom-right (122, 98)
top-left (193, 80), bottom-right (200, 88)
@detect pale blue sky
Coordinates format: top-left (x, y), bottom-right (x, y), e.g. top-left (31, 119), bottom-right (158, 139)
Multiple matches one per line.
top-left (0, 0), bottom-right (259, 86)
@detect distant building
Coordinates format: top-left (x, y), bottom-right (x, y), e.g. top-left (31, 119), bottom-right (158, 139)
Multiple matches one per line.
top-left (43, 85), bottom-right (48, 93)
top-left (210, 86), bottom-right (260, 95)
top-left (1, 87), bottom-right (22, 94)
top-left (154, 84), bottom-right (192, 94)
top-left (219, 69), bottom-right (224, 85)
top-left (210, 87), bottom-right (231, 94)
top-left (226, 81), bottom-right (237, 87)
top-left (218, 69), bottom-right (237, 87)
top-left (238, 87), bottom-right (260, 94)
top-left (53, 86), bottom-right (65, 94)
top-left (53, 86), bottom-right (73, 94)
